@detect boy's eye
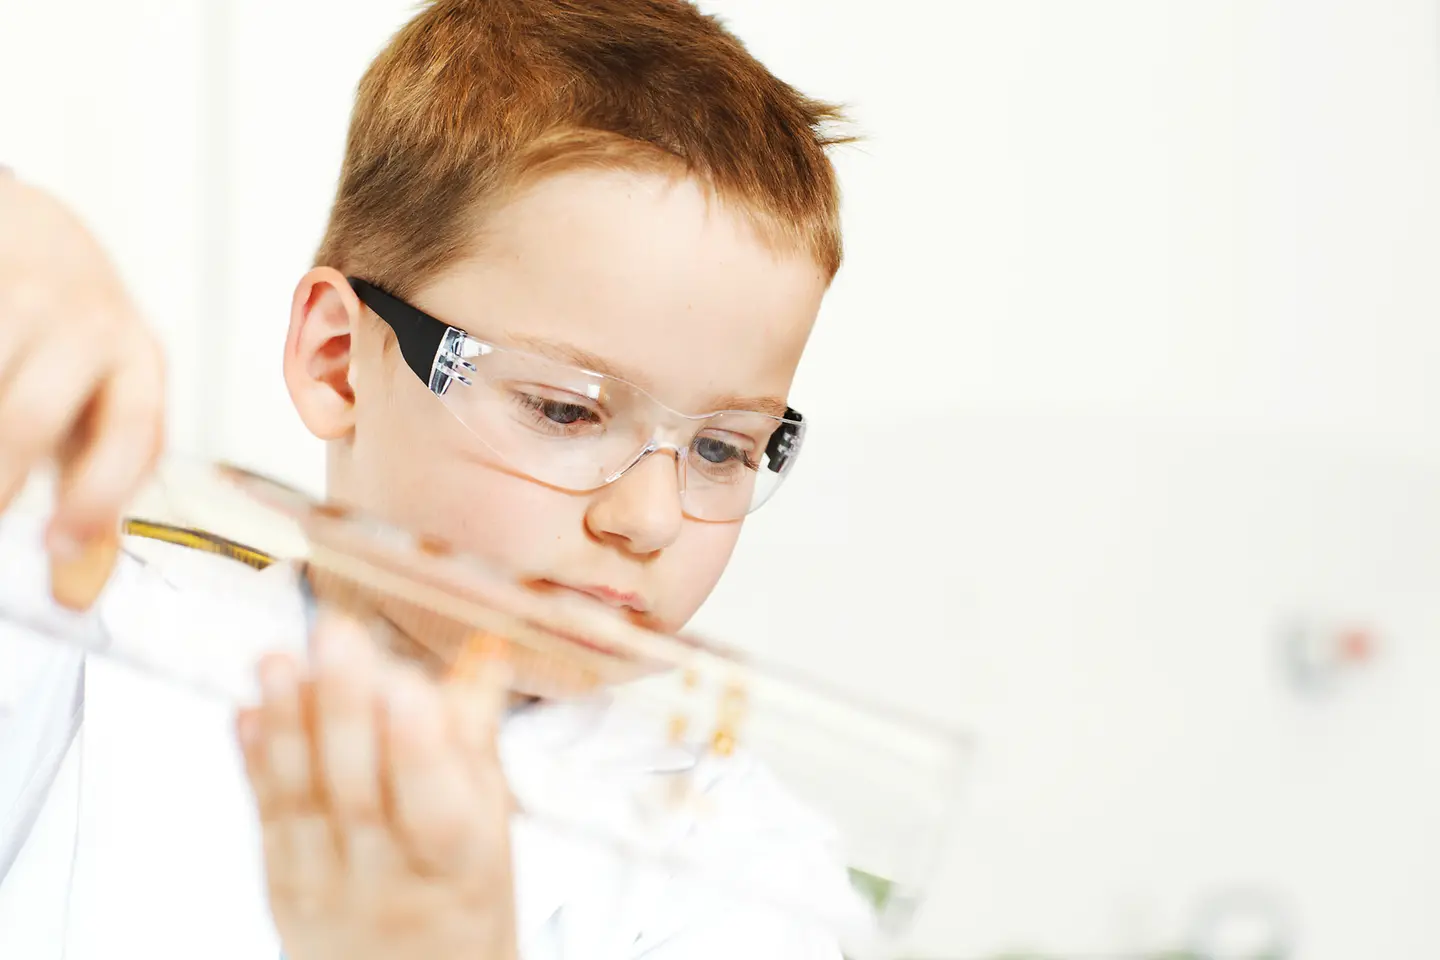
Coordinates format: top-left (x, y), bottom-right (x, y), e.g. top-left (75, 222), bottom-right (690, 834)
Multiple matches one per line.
top-left (538, 399), bottom-right (595, 425)
top-left (694, 436), bottom-right (746, 465)
top-left (517, 392), bottom-right (601, 426)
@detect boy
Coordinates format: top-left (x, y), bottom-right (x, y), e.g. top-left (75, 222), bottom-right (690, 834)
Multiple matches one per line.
top-left (0, 1), bottom-right (852, 957)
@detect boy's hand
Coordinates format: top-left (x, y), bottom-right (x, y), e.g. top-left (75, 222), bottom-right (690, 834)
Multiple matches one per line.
top-left (239, 616), bottom-right (519, 960)
top-left (0, 171), bottom-right (165, 604)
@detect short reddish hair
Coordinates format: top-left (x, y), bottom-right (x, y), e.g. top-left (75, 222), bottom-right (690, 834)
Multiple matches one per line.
top-left (314, 0), bottom-right (851, 298)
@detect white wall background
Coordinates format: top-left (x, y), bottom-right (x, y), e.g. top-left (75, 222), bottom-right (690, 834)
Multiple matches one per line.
top-left (5, 1), bottom-right (1440, 957)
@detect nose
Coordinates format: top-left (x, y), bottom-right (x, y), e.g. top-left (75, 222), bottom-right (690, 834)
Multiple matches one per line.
top-left (584, 447), bottom-right (685, 556)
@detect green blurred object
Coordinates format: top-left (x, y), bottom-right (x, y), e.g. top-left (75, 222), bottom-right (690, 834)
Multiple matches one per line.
top-left (848, 867), bottom-right (896, 912)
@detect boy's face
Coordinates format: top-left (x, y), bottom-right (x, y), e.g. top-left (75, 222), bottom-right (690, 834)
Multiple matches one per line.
top-left (286, 169), bottom-right (828, 632)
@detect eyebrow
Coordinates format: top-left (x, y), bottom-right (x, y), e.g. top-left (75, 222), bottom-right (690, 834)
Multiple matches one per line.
top-left (705, 394), bottom-right (791, 418)
top-left (502, 333), bottom-right (631, 382)
top-left (501, 333), bottom-right (790, 418)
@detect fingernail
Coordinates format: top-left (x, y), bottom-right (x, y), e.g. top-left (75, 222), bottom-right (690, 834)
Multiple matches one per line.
top-left (448, 632), bottom-right (508, 681)
top-left (48, 530), bottom-right (119, 612)
top-left (259, 658), bottom-right (297, 702)
top-left (314, 623), bottom-right (350, 670)
top-left (237, 710), bottom-right (260, 746)
top-left (47, 529), bottom-right (84, 561)
top-left (477, 633), bottom-right (509, 661)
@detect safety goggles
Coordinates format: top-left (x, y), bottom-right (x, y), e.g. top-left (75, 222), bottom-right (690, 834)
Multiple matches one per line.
top-left (349, 279), bottom-right (806, 521)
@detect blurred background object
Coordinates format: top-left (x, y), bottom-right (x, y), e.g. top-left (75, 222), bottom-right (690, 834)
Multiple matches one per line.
top-left (4, 1), bottom-right (1440, 957)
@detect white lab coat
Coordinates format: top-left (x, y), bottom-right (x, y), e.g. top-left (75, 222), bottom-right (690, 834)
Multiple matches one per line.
top-left (0, 518), bottom-right (849, 960)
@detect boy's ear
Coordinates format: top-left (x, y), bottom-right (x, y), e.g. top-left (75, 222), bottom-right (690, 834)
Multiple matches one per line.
top-left (284, 267), bottom-right (363, 441)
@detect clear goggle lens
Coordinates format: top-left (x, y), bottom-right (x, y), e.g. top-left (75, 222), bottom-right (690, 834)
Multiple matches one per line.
top-left (433, 338), bottom-right (804, 521)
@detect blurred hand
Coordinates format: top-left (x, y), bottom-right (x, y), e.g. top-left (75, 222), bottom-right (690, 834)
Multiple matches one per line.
top-left (0, 170), bottom-right (165, 607)
top-left (240, 615), bottom-right (519, 960)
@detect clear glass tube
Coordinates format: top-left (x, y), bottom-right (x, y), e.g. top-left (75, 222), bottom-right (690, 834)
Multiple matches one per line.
top-left (0, 456), bottom-right (971, 959)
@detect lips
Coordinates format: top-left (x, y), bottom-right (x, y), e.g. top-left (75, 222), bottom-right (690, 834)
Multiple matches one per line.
top-left (527, 579), bottom-right (658, 631)
top-left (526, 578), bottom-right (642, 612)
top-left (567, 583), bottom-right (647, 613)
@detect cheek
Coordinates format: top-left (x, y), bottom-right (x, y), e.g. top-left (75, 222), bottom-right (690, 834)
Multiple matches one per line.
top-left (347, 390), bottom-right (582, 576)
top-left (654, 521), bottom-right (744, 629)
top-left (441, 471), bottom-right (580, 573)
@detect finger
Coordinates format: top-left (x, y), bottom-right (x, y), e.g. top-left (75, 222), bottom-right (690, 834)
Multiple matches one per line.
top-left (49, 333), bottom-right (163, 551)
top-left (257, 654), bottom-right (316, 819)
top-left (0, 332), bottom-right (111, 515)
top-left (445, 636), bottom-right (518, 822)
top-left (235, 706), bottom-right (294, 887)
top-left (0, 278), bottom-right (53, 386)
top-left (384, 667), bottom-right (484, 875)
top-left (313, 615), bottom-right (384, 820)
top-left (310, 614), bottom-right (403, 878)
top-left (48, 526), bottom-right (119, 611)
top-left (445, 633), bottom-right (513, 761)
top-left (236, 706), bottom-right (266, 793)
top-left (256, 654), bottom-right (338, 891)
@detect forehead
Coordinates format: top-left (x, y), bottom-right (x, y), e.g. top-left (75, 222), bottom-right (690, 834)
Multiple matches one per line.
top-left (411, 168), bottom-right (828, 411)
